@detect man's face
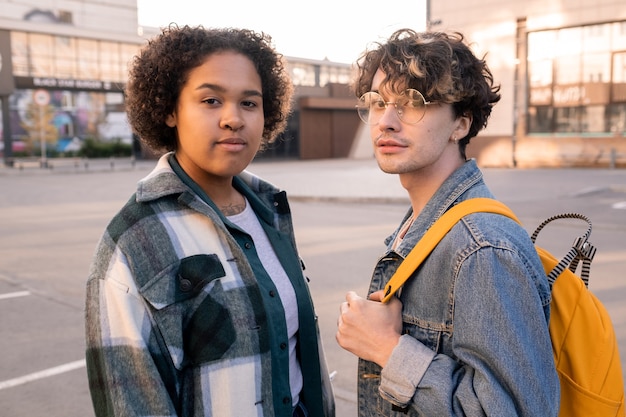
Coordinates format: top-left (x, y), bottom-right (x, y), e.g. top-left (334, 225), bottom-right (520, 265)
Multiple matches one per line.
top-left (367, 69), bottom-right (470, 180)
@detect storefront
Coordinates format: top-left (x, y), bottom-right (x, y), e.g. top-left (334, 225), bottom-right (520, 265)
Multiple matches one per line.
top-left (527, 22), bottom-right (626, 136)
top-left (0, 29), bottom-right (136, 164)
top-left (429, 0), bottom-right (626, 167)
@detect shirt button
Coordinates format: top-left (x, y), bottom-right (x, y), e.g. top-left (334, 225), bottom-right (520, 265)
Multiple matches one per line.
top-left (269, 290), bottom-right (276, 297)
top-left (178, 277), bottom-right (192, 292)
top-left (244, 242), bottom-right (252, 249)
top-left (282, 396), bottom-right (290, 405)
top-left (280, 342), bottom-right (287, 350)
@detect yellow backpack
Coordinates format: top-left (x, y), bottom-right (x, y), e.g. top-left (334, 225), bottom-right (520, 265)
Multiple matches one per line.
top-left (382, 198), bottom-right (625, 417)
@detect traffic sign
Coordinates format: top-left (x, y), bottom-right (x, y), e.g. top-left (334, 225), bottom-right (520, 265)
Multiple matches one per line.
top-left (33, 89), bottom-right (50, 106)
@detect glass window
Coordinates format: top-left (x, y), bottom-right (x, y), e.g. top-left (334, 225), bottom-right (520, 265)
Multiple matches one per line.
top-left (611, 21), bottom-right (626, 50)
top-left (528, 30), bottom-right (557, 61)
top-left (556, 27), bottom-right (582, 56)
top-left (608, 103), bottom-right (626, 134)
top-left (288, 62), bottom-right (316, 86)
top-left (105, 92), bottom-right (124, 105)
top-left (582, 53), bottom-right (611, 83)
top-left (583, 23), bottom-right (611, 53)
top-left (527, 31), bottom-right (556, 87)
top-left (77, 39), bottom-right (99, 79)
top-left (555, 55), bottom-right (581, 84)
top-left (10, 31), bottom-right (30, 76)
top-left (99, 41), bottom-right (121, 81)
top-left (528, 106), bottom-right (553, 133)
top-left (120, 43), bottom-right (139, 79)
top-left (554, 107), bottom-right (581, 133)
top-left (527, 21), bottom-right (626, 135)
top-left (581, 105), bottom-right (607, 132)
top-left (59, 91), bottom-right (74, 110)
top-left (29, 33), bottom-right (54, 76)
top-left (613, 52), bottom-right (626, 83)
top-left (54, 36), bottom-right (77, 78)
top-left (529, 59), bottom-right (552, 87)
top-left (319, 65), bottom-right (351, 87)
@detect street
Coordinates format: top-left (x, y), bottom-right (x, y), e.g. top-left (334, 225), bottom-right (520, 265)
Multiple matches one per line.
top-left (0, 158), bottom-right (625, 416)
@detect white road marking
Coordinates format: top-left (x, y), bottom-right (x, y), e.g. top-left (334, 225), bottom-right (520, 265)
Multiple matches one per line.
top-left (0, 291), bottom-right (30, 300)
top-left (0, 359), bottom-right (86, 390)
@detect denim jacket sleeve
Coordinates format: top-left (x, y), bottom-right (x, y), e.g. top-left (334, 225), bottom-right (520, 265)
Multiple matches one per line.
top-left (378, 231), bottom-right (560, 416)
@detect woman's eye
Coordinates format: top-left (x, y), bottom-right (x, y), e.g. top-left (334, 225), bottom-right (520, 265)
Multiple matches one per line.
top-left (202, 98), bottom-right (220, 105)
top-left (241, 100), bottom-right (259, 108)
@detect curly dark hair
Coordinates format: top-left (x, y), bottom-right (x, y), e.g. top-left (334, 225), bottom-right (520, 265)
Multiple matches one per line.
top-left (352, 29), bottom-right (501, 158)
top-left (125, 25), bottom-right (294, 152)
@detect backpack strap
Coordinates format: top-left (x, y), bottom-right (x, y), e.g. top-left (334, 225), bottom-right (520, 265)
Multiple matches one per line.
top-left (530, 213), bottom-right (595, 287)
top-left (381, 198), bottom-right (518, 303)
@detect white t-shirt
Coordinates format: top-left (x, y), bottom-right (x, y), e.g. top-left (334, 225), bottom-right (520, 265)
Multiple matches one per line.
top-left (227, 200), bottom-right (303, 406)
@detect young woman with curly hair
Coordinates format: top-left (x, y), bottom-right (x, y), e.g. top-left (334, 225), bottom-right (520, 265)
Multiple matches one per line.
top-left (85, 25), bottom-right (334, 417)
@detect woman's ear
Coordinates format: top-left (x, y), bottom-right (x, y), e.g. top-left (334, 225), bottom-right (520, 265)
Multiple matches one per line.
top-left (166, 113), bottom-right (177, 128)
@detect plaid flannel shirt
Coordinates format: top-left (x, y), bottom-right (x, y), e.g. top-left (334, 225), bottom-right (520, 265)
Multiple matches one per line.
top-left (85, 154), bottom-right (329, 417)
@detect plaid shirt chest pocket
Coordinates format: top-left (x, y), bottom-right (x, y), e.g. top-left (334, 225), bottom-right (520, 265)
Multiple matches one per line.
top-left (139, 254), bottom-right (243, 370)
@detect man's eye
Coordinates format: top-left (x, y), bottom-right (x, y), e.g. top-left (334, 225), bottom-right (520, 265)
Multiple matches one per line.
top-left (372, 100), bottom-right (386, 109)
top-left (241, 100), bottom-right (258, 108)
top-left (405, 100), bottom-right (422, 109)
top-left (202, 98), bottom-right (220, 105)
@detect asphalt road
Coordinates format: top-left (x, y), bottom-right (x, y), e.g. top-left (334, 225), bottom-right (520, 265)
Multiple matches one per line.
top-left (0, 158), bottom-right (624, 416)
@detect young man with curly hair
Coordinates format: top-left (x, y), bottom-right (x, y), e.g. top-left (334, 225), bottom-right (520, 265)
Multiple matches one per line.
top-left (85, 25), bottom-right (334, 417)
top-left (336, 29), bottom-right (559, 416)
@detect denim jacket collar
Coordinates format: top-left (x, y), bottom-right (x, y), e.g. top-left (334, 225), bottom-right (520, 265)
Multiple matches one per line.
top-left (387, 159), bottom-right (490, 259)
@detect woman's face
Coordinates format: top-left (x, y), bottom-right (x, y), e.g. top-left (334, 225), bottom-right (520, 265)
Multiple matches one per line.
top-left (166, 51), bottom-right (264, 184)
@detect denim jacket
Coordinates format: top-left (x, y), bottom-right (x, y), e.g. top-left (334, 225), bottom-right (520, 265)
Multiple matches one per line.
top-left (357, 160), bottom-right (560, 416)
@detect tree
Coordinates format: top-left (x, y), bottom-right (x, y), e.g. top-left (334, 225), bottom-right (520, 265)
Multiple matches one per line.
top-left (20, 101), bottom-right (58, 157)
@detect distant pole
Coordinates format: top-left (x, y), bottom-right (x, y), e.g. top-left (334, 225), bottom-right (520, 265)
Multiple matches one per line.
top-left (39, 105), bottom-right (45, 167)
top-left (33, 89), bottom-right (50, 168)
top-left (426, 0), bottom-right (442, 31)
top-left (1, 97), bottom-right (13, 167)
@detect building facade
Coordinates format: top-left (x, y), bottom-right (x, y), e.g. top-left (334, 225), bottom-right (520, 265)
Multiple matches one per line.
top-left (0, 0), bottom-right (353, 165)
top-left (0, 0), bottom-right (143, 163)
top-left (427, 0), bottom-right (626, 167)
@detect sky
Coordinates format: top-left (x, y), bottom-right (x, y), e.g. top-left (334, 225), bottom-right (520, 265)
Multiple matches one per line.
top-left (137, 0), bottom-right (427, 64)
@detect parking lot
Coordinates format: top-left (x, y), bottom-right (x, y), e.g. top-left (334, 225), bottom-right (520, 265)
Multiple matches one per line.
top-left (1, 158), bottom-right (625, 416)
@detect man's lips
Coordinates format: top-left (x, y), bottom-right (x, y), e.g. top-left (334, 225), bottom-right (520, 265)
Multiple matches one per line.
top-left (375, 137), bottom-right (406, 148)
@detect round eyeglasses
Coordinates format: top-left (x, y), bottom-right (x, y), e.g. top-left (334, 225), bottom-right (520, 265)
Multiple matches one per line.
top-left (356, 89), bottom-right (433, 125)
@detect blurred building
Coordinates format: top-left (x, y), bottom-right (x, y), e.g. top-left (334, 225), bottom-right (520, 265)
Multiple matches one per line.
top-left (0, 0), bottom-right (354, 165)
top-left (426, 0), bottom-right (626, 167)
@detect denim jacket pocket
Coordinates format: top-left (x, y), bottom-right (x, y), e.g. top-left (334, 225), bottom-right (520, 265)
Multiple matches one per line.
top-left (401, 317), bottom-right (446, 354)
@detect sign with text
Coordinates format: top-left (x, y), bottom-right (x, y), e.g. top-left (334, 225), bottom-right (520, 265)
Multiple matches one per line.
top-left (15, 76), bottom-right (124, 92)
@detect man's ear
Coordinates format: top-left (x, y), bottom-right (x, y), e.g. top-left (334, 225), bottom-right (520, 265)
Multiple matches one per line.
top-left (454, 113), bottom-right (472, 139)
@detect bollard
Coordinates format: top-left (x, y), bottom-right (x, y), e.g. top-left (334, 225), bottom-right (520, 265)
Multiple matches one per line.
top-left (609, 148), bottom-right (616, 170)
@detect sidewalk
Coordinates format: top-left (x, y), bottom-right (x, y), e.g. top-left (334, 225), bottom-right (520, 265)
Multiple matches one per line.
top-left (248, 157), bottom-right (626, 207)
top-left (3, 156), bottom-right (626, 206)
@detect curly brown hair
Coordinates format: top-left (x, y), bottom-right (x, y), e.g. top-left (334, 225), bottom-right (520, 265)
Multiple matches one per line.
top-left (125, 25), bottom-right (293, 153)
top-left (352, 29), bottom-right (501, 158)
